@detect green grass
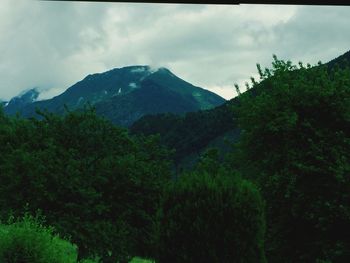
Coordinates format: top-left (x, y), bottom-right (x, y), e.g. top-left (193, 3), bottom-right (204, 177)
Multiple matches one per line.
top-left (129, 257), bottom-right (155, 263)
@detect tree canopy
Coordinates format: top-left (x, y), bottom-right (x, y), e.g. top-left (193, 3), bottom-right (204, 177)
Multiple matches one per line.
top-left (0, 106), bottom-right (172, 262)
top-left (232, 56), bottom-right (350, 262)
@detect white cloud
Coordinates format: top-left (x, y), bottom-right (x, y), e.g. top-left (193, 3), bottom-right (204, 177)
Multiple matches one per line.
top-left (207, 85), bottom-right (236, 100)
top-left (0, 2), bottom-right (349, 101)
top-left (37, 87), bottom-right (66, 101)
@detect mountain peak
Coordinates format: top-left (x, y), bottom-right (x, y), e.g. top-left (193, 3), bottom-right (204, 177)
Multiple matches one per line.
top-left (4, 87), bottom-right (40, 114)
top-left (4, 66), bottom-right (226, 126)
top-left (10, 88), bottom-right (39, 104)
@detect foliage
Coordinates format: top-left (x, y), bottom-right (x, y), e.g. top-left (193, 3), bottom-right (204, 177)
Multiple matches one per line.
top-left (233, 55), bottom-right (350, 262)
top-left (0, 213), bottom-right (78, 263)
top-left (0, 106), bottom-right (172, 262)
top-left (129, 257), bottom-right (154, 263)
top-left (155, 166), bottom-right (266, 263)
top-left (79, 260), bottom-right (97, 263)
top-left (130, 102), bottom-right (239, 169)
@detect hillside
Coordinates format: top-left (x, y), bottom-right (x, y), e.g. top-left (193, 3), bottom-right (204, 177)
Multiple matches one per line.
top-left (130, 50), bottom-right (350, 169)
top-left (130, 97), bottom-right (240, 167)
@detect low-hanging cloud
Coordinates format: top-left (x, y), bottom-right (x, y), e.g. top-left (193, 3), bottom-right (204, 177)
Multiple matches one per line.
top-left (0, 1), bottom-right (350, 101)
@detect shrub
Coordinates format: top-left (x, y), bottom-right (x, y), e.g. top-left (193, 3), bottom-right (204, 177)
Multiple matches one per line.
top-left (0, 213), bottom-right (78, 263)
top-left (130, 257), bottom-right (155, 263)
top-left (155, 170), bottom-right (266, 263)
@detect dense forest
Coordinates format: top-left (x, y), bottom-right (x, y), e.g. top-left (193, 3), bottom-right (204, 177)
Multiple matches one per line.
top-left (1, 56), bottom-right (350, 263)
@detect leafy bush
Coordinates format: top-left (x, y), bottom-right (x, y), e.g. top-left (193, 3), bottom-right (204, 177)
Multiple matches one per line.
top-left (130, 257), bottom-right (155, 263)
top-left (0, 213), bottom-right (78, 263)
top-left (155, 170), bottom-right (266, 263)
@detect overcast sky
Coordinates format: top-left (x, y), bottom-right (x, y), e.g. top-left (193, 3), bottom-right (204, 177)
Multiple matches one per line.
top-left (1, 1), bottom-right (350, 101)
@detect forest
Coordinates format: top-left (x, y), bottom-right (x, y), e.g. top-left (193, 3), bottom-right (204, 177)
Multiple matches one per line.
top-left (1, 56), bottom-right (350, 263)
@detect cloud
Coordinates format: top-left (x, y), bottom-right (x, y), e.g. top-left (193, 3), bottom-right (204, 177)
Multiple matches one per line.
top-left (271, 6), bottom-right (350, 64)
top-left (0, 2), bottom-right (349, 101)
top-left (0, 0), bottom-right (110, 100)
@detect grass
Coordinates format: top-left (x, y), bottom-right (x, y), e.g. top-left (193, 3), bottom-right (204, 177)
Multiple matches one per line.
top-left (130, 257), bottom-right (155, 263)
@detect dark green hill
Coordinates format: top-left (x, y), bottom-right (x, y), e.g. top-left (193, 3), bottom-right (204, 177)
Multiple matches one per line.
top-left (130, 96), bottom-right (241, 168)
top-left (326, 49), bottom-right (350, 69)
top-left (4, 66), bottom-right (225, 126)
top-left (130, 50), bottom-right (350, 169)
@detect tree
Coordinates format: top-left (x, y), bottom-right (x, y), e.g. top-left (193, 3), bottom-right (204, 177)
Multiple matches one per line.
top-left (232, 56), bottom-right (350, 262)
top-left (0, 107), bottom-right (172, 262)
top-left (155, 169), bottom-right (266, 263)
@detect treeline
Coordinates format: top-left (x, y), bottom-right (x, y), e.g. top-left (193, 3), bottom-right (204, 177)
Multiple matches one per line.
top-left (1, 55), bottom-right (350, 262)
top-left (130, 101), bottom-right (238, 167)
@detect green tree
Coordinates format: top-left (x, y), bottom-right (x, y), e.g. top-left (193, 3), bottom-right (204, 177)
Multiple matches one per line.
top-left (233, 56), bottom-right (350, 262)
top-left (155, 161), bottom-right (266, 263)
top-left (0, 107), bottom-right (171, 262)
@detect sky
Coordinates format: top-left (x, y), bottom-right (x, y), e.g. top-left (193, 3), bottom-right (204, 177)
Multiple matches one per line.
top-left (1, 1), bottom-right (350, 101)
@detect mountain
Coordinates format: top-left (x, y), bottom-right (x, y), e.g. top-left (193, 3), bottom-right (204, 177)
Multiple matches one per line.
top-left (4, 88), bottom-right (39, 115)
top-left (3, 66), bottom-right (225, 126)
top-left (326, 49), bottom-right (350, 70)
top-left (0, 99), bottom-right (8, 107)
top-left (130, 50), bottom-right (350, 169)
top-left (94, 67), bottom-right (226, 126)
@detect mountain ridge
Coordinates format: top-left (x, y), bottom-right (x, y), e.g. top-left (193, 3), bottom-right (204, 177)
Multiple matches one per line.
top-left (4, 65), bottom-right (225, 126)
